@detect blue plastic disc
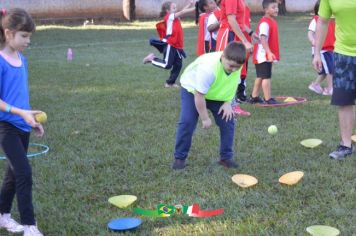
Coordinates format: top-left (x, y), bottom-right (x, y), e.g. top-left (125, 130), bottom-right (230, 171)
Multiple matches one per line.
top-left (0, 143), bottom-right (49, 160)
top-left (107, 217), bottom-right (142, 231)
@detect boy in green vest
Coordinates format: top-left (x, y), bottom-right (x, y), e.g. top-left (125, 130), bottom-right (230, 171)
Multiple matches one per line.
top-left (173, 42), bottom-right (246, 169)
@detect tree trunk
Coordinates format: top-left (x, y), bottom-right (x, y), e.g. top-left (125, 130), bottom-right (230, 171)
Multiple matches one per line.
top-left (123, 0), bottom-right (135, 21)
top-left (278, 0), bottom-right (287, 15)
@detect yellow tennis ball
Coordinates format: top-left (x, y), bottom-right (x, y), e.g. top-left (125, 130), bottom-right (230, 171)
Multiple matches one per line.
top-left (268, 125), bottom-right (278, 135)
top-left (35, 112), bottom-right (47, 124)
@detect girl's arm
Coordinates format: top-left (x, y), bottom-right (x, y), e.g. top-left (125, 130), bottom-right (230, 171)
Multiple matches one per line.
top-left (175, 0), bottom-right (196, 18)
top-left (313, 17), bottom-right (329, 72)
top-left (0, 100), bottom-right (42, 128)
top-left (227, 15), bottom-right (252, 51)
top-left (307, 30), bottom-right (315, 46)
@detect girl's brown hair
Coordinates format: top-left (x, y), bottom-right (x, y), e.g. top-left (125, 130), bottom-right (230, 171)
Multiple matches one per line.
top-left (0, 8), bottom-right (35, 45)
top-left (159, 1), bottom-right (172, 18)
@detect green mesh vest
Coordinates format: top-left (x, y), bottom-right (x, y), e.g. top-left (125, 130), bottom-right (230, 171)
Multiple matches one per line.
top-left (182, 52), bottom-right (241, 102)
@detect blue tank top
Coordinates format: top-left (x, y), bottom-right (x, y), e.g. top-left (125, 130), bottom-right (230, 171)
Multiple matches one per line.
top-left (0, 53), bottom-right (31, 132)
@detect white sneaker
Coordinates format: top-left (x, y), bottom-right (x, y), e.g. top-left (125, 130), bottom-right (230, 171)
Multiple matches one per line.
top-left (23, 225), bottom-right (43, 236)
top-left (0, 213), bottom-right (24, 233)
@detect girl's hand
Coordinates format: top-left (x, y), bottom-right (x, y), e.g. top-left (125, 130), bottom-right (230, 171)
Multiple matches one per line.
top-left (19, 109), bottom-right (42, 128)
top-left (312, 53), bottom-right (323, 73)
top-left (33, 124), bottom-right (44, 137)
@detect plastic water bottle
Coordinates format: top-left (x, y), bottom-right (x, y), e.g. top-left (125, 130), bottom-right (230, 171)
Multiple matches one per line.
top-left (67, 48), bottom-right (73, 62)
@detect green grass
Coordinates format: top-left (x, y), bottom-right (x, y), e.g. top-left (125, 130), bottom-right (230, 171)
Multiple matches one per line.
top-left (0, 14), bottom-right (355, 235)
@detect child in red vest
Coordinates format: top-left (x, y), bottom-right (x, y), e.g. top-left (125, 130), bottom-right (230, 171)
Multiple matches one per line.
top-left (250, 0), bottom-right (280, 104)
top-left (196, 0), bottom-right (219, 56)
top-left (307, 0), bottom-right (335, 96)
top-left (143, 1), bottom-right (195, 88)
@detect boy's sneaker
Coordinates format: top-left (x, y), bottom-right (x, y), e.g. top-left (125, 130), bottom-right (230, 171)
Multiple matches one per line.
top-left (329, 145), bottom-right (355, 160)
top-left (232, 105), bottom-right (251, 116)
top-left (172, 159), bottom-right (186, 170)
top-left (264, 98), bottom-right (279, 104)
top-left (236, 94), bottom-right (247, 103)
top-left (308, 82), bottom-right (323, 94)
top-left (218, 159), bottom-right (239, 169)
top-left (0, 213), bottom-right (24, 233)
top-left (143, 53), bottom-right (155, 64)
top-left (23, 225), bottom-right (43, 236)
top-left (249, 96), bottom-right (264, 104)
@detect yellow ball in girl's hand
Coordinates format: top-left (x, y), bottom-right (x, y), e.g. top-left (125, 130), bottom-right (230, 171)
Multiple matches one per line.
top-left (35, 112), bottom-right (47, 123)
top-left (268, 125), bottom-right (278, 135)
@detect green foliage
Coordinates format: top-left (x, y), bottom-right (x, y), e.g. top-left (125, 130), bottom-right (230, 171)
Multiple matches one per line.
top-left (0, 15), bottom-right (354, 235)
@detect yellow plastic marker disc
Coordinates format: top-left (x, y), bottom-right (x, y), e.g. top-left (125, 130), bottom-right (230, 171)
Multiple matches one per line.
top-left (279, 171), bottom-right (304, 185)
top-left (284, 97), bottom-right (297, 102)
top-left (300, 139), bottom-right (322, 148)
top-left (108, 195), bottom-right (137, 208)
top-left (231, 174), bottom-right (258, 188)
top-left (306, 225), bottom-right (340, 236)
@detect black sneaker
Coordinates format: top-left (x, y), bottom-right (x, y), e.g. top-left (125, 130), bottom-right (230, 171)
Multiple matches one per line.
top-left (236, 94), bottom-right (247, 103)
top-left (172, 159), bottom-right (186, 170)
top-left (329, 145), bottom-right (354, 160)
top-left (249, 96), bottom-right (264, 104)
top-left (218, 159), bottom-right (239, 169)
top-left (264, 98), bottom-right (279, 104)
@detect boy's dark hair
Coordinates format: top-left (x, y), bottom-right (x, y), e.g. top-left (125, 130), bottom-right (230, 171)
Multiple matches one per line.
top-left (223, 42), bottom-right (246, 64)
top-left (160, 1), bottom-right (172, 18)
top-left (314, 0), bottom-right (320, 16)
top-left (262, 0), bottom-right (277, 9)
top-left (0, 8), bottom-right (35, 45)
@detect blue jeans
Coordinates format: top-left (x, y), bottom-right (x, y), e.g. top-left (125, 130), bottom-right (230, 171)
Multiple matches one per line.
top-left (0, 122), bottom-right (35, 225)
top-left (174, 88), bottom-right (235, 160)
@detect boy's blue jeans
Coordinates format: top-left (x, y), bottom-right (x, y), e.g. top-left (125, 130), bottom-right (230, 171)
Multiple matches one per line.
top-left (174, 88), bottom-right (235, 161)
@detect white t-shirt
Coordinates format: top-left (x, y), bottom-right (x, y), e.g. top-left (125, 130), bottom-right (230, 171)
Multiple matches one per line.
top-left (180, 57), bottom-right (218, 94)
top-left (308, 18), bottom-right (317, 54)
top-left (207, 13), bottom-right (219, 40)
top-left (255, 22), bottom-right (269, 64)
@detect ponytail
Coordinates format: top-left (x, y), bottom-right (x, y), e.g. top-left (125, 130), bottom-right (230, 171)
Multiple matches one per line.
top-left (0, 8), bottom-right (35, 45)
top-left (195, 1), bottom-right (199, 24)
top-left (0, 8), bottom-right (6, 44)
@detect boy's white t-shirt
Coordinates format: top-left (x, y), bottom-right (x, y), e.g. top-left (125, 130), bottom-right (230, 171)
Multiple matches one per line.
top-left (180, 59), bottom-right (217, 94)
top-left (255, 22), bottom-right (270, 63)
top-left (207, 13), bottom-right (219, 40)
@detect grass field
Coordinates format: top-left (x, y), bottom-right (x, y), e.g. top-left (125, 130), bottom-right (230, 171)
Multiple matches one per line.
top-left (0, 14), bottom-right (355, 235)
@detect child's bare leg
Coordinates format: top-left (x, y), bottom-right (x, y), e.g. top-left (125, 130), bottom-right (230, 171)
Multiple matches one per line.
top-left (262, 78), bottom-right (271, 100)
top-left (315, 74), bottom-right (326, 85)
top-left (326, 74), bottom-right (333, 91)
top-left (251, 78), bottom-right (262, 98)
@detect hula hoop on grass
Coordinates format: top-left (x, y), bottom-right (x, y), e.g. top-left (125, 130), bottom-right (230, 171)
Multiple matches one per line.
top-left (0, 143), bottom-right (49, 160)
top-left (255, 96), bottom-right (307, 107)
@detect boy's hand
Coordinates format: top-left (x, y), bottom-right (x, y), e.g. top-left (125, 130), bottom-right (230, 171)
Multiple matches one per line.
top-left (218, 102), bottom-right (234, 122)
top-left (252, 32), bottom-right (260, 44)
top-left (202, 117), bottom-right (212, 129)
top-left (33, 124), bottom-right (45, 137)
top-left (267, 52), bottom-right (276, 62)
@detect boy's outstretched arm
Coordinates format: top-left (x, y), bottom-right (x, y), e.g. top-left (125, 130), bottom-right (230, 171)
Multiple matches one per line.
top-left (194, 91), bottom-right (212, 129)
